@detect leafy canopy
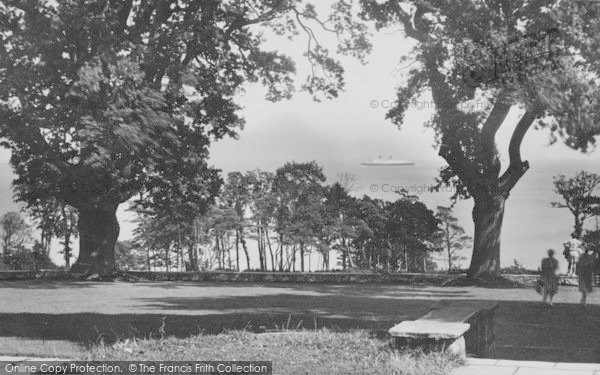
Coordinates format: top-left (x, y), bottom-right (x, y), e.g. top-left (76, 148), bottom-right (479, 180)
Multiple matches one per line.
top-left (0, 0), bottom-right (371, 210)
top-left (359, 0), bottom-right (600, 200)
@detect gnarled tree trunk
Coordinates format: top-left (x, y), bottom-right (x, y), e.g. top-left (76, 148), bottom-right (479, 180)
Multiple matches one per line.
top-left (71, 204), bottom-right (119, 276)
top-left (438, 99), bottom-right (539, 280)
top-left (468, 194), bottom-right (506, 280)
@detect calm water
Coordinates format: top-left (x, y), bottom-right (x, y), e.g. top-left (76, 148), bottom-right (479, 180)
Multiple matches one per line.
top-left (316, 158), bottom-right (600, 270)
top-left (0, 158), bottom-right (596, 270)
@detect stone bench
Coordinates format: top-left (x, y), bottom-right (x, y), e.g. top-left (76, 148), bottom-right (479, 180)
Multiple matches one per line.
top-left (389, 301), bottom-right (499, 358)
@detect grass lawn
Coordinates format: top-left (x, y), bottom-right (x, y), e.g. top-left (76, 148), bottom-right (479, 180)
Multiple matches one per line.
top-left (1, 281), bottom-right (599, 362)
top-left (85, 329), bottom-right (461, 375)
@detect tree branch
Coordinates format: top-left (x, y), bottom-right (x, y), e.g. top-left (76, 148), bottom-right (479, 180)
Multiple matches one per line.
top-left (394, 3), bottom-right (428, 42)
top-left (226, 2), bottom-right (291, 35)
top-left (439, 141), bottom-right (482, 194)
top-left (425, 50), bottom-right (482, 194)
top-left (499, 105), bottom-right (542, 195)
top-left (480, 91), bottom-right (511, 178)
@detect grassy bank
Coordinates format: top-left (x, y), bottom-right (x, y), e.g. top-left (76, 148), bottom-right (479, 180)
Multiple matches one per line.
top-left (85, 329), bottom-right (461, 375)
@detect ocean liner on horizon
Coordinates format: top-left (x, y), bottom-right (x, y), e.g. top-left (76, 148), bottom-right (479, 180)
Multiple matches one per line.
top-left (360, 155), bottom-right (415, 166)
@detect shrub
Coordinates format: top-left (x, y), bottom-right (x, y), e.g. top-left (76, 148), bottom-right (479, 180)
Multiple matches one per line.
top-left (500, 259), bottom-right (537, 274)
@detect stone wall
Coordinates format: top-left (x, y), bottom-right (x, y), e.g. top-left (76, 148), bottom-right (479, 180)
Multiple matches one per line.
top-left (1, 270), bottom-right (581, 286)
top-left (501, 274), bottom-right (539, 287)
top-left (0, 270), bottom-right (465, 284)
top-left (117, 271), bottom-right (461, 285)
top-left (501, 274), bottom-right (599, 287)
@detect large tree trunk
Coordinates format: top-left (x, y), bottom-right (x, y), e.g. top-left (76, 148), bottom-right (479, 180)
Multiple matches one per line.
top-left (71, 204), bottom-right (119, 276)
top-left (468, 194), bottom-right (506, 280)
top-left (573, 217), bottom-right (583, 239)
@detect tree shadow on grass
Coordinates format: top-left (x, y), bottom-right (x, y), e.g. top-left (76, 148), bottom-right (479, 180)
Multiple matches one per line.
top-left (493, 301), bottom-right (600, 363)
top-left (132, 281), bottom-right (474, 298)
top-left (265, 283), bottom-right (474, 297)
top-left (0, 291), bottom-right (598, 363)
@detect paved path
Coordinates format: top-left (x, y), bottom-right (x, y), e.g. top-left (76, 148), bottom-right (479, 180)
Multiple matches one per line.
top-left (452, 358), bottom-right (600, 375)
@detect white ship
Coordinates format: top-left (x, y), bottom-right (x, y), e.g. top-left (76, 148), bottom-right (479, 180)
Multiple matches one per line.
top-left (361, 155), bottom-right (414, 166)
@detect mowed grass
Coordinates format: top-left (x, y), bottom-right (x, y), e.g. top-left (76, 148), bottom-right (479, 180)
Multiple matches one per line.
top-left (85, 329), bottom-right (462, 375)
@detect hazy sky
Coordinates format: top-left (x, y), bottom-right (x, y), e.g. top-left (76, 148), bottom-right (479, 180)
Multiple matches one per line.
top-left (208, 19), bottom-right (600, 175)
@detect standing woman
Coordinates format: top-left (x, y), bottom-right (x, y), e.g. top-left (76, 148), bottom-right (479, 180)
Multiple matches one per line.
top-left (541, 249), bottom-right (559, 306)
top-left (576, 248), bottom-right (595, 306)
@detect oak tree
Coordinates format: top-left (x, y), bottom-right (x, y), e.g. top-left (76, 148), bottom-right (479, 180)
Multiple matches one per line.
top-left (360, 0), bottom-right (600, 279)
top-left (0, 0), bottom-right (370, 275)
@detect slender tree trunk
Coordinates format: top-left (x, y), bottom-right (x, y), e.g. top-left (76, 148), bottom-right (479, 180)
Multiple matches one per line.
top-left (63, 232), bottom-right (72, 269)
top-left (146, 246), bottom-right (151, 271)
top-left (446, 225), bottom-right (452, 271)
top-left (43, 232), bottom-right (51, 256)
top-left (347, 248), bottom-right (354, 269)
top-left (176, 227), bottom-right (182, 271)
top-left (342, 237), bottom-right (352, 269)
top-left (235, 230), bottom-right (240, 271)
top-left (342, 245), bottom-right (347, 270)
top-left (279, 234), bottom-right (284, 271)
top-left (468, 194), bottom-right (506, 280)
top-left (300, 243), bottom-right (305, 272)
top-left (71, 204), bottom-right (119, 276)
top-left (257, 224), bottom-right (264, 271)
top-left (187, 243), bottom-right (196, 271)
top-left (40, 228), bottom-right (47, 256)
top-left (225, 237), bottom-right (232, 270)
top-left (360, 248), bottom-right (366, 269)
top-left (165, 246), bottom-right (170, 272)
top-left (265, 227), bottom-right (275, 271)
top-left (215, 233), bottom-right (221, 269)
top-left (240, 234), bottom-right (250, 271)
top-left (176, 241), bottom-right (180, 272)
top-left (283, 246), bottom-right (289, 270)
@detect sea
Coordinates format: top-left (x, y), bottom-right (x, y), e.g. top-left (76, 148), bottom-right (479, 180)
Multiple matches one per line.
top-left (0, 157), bottom-right (596, 271)
top-left (207, 156), bottom-right (600, 271)
top-left (310, 157), bottom-right (600, 271)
